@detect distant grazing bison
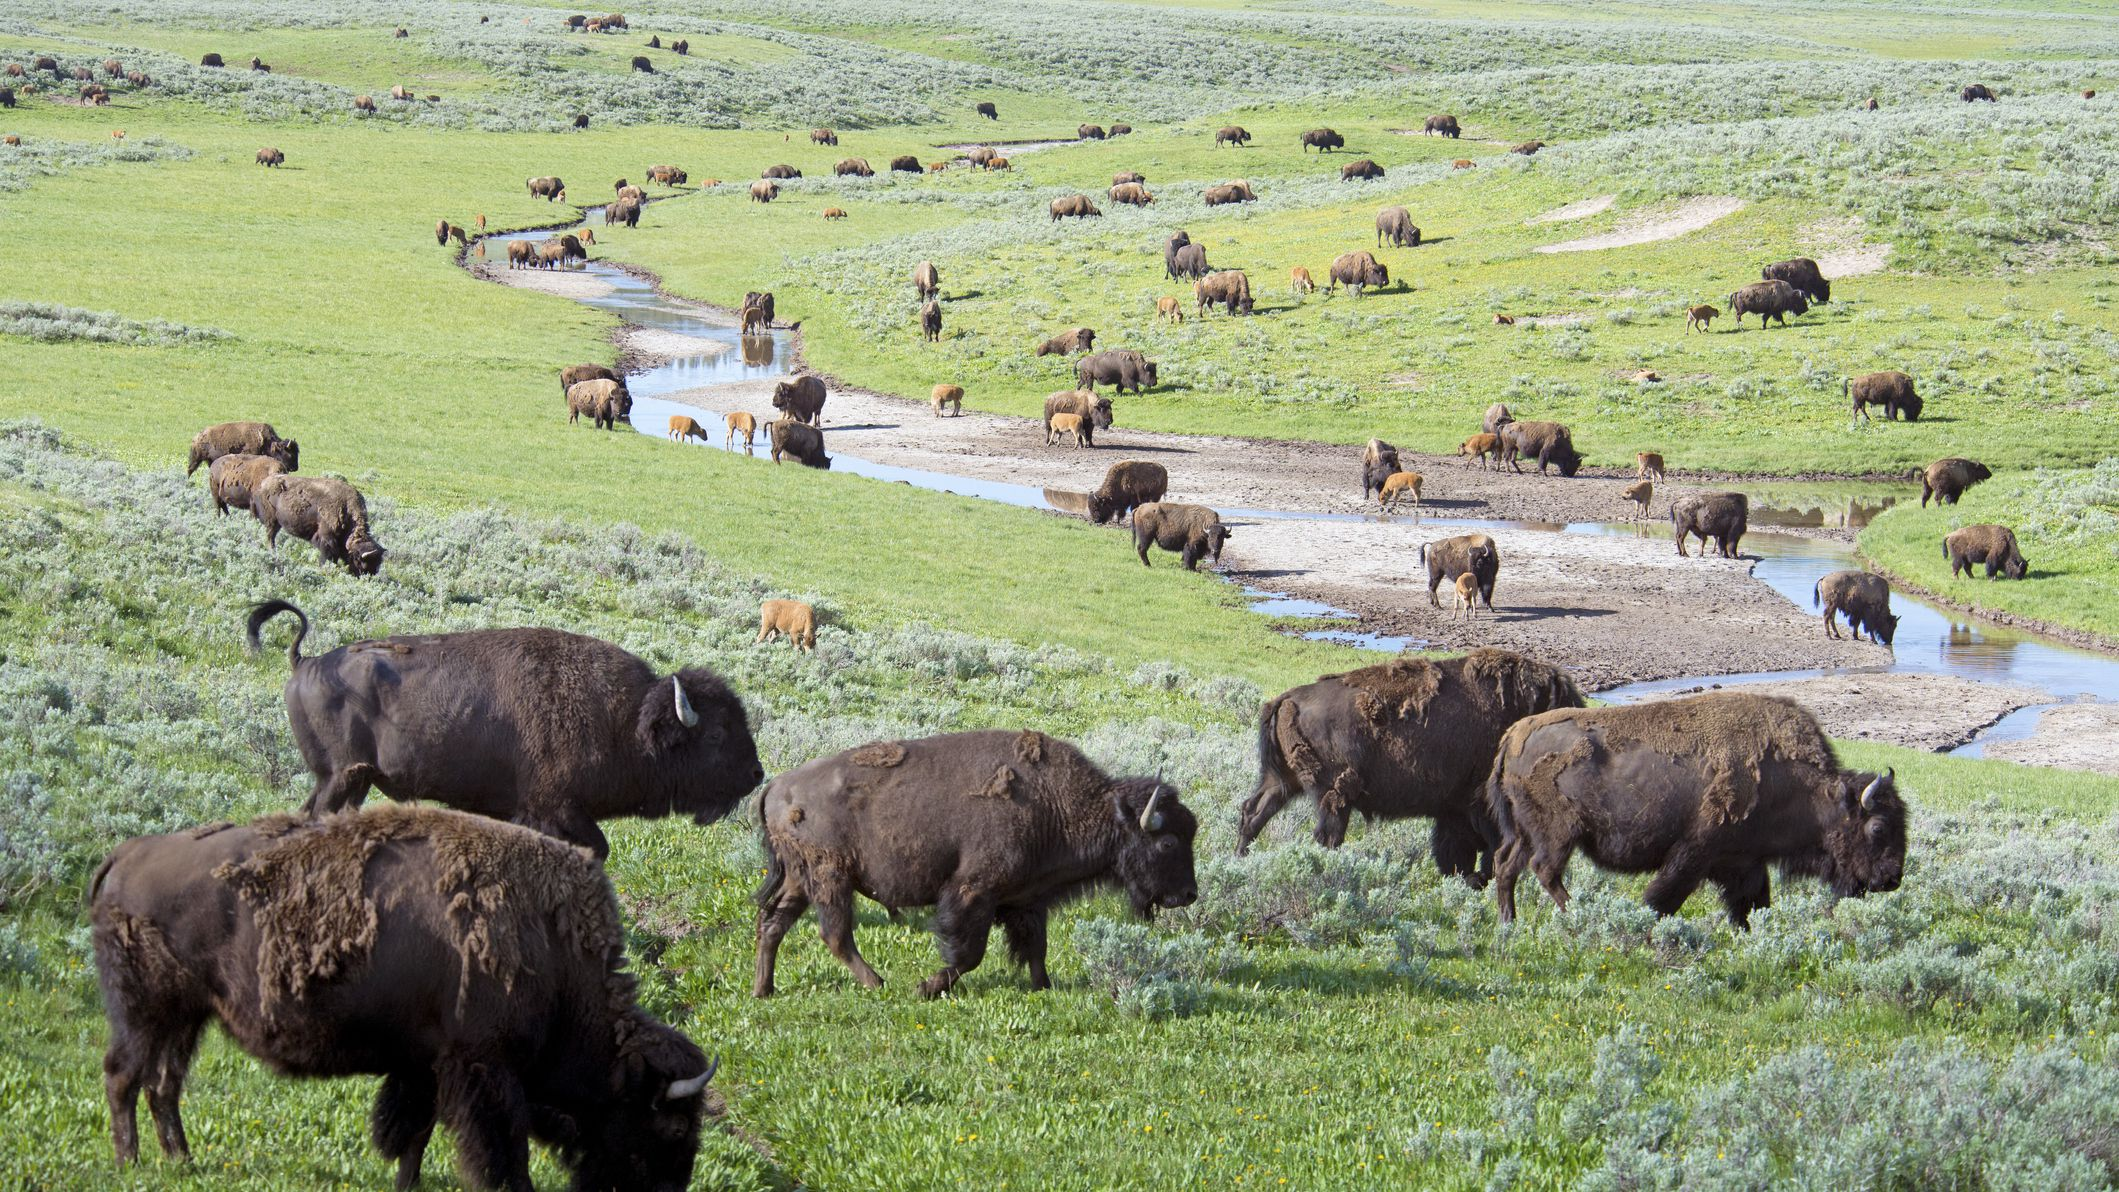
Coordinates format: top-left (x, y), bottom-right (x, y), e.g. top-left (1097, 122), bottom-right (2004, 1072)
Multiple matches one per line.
top-left (1422, 532), bottom-right (1499, 612)
top-left (919, 299), bottom-right (942, 341)
top-left (762, 163), bottom-right (801, 179)
top-left (1109, 123), bottom-right (1131, 136)
top-left (1325, 250), bottom-right (1389, 297)
top-left (749, 180), bottom-right (778, 203)
top-left (757, 599), bottom-right (816, 651)
top-left (1241, 650), bottom-right (1581, 885)
top-left (630, 55), bottom-right (652, 72)
top-left (1202, 183), bottom-right (1253, 206)
top-left (912, 260), bottom-right (940, 298)
top-left (975, 101), bottom-right (998, 119)
top-left (1510, 140), bottom-right (1544, 155)
top-left (188, 421), bottom-right (297, 476)
top-left (1076, 349), bottom-right (1158, 394)
top-left (200, 53), bottom-right (224, 67)
top-left (1171, 242), bottom-right (1208, 279)
top-left (206, 453), bottom-right (285, 517)
top-left (1035, 327), bottom-right (1097, 356)
top-left (607, 198), bottom-right (643, 226)
top-left (1944, 524), bottom-right (2028, 580)
top-left (1108, 182), bottom-right (1154, 207)
top-left (1043, 389), bottom-right (1113, 440)
top-left (526, 175), bottom-right (564, 201)
top-left (770, 419), bottom-right (831, 468)
top-left (1488, 692), bottom-right (1906, 927)
top-left (1111, 171), bottom-right (1145, 186)
top-left (1375, 205), bottom-right (1420, 248)
top-left (647, 164), bottom-right (687, 185)
top-left (726, 411), bottom-right (757, 451)
top-left (1848, 370), bottom-right (1922, 423)
top-left (1049, 194), bottom-right (1102, 221)
top-left (1360, 438), bottom-right (1400, 499)
top-left (1340, 158), bottom-right (1384, 181)
top-left (1088, 460), bottom-right (1167, 524)
top-left (1424, 114), bottom-right (1460, 137)
top-left (1300, 128), bottom-right (1344, 152)
top-left (771, 374), bottom-right (827, 425)
top-left (891, 154), bottom-right (921, 173)
top-left (567, 378), bottom-right (631, 429)
top-left (1078, 123), bottom-right (1105, 140)
top-left (834, 157), bottom-right (873, 177)
top-left (1921, 457), bottom-right (1991, 506)
top-left (1671, 491), bottom-right (1748, 558)
top-left (966, 146), bottom-right (997, 168)
top-left (255, 147), bottom-right (284, 167)
top-left (1763, 257), bottom-right (1830, 304)
top-left (1814, 570), bottom-right (1898, 645)
top-left (1499, 420), bottom-right (1580, 477)
top-left (249, 476), bottom-right (386, 577)
top-left (389, 84), bottom-right (411, 101)
top-left (1962, 83), bottom-right (1996, 102)
top-left (1194, 270), bottom-right (1253, 316)
top-left (353, 94), bottom-right (377, 112)
top-left (811, 128), bottom-right (838, 146)
top-left (754, 731), bottom-right (1198, 998)
top-left (1216, 125), bottom-right (1252, 147)
top-left (1132, 502), bottom-right (1228, 569)
top-left (1728, 279), bottom-right (1808, 328)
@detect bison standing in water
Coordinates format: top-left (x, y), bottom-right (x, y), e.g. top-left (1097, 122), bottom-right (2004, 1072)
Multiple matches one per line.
top-left (1240, 651), bottom-right (1582, 884)
top-left (247, 600), bottom-right (763, 858)
top-left (754, 730), bottom-right (1199, 998)
top-left (1814, 569), bottom-right (1898, 644)
top-left (249, 476), bottom-right (386, 576)
top-left (1488, 692), bottom-right (1907, 927)
top-left (90, 807), bottom-right (717, 1191)
top-left (1672, 491), bottom-right (1749, 558)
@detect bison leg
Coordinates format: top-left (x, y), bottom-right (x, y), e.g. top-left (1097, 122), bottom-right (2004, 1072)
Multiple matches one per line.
top-left (752, 888), bottom-right (811, 998)
top-left (1492, 836), bottom-right (1527, 925)
top-left (997, 905), bottom-right (1051, 991)
top-left (437, 1055), bottom-right (533, 1192)
top-left (1531, 846), bottom-right (1573, 914)
top-left (303, 763), bottom-right (378, 818)
top-left (372, 1070), bottom-right (437, 1192)
top-left (814, 882), bottom-right (882, 990)
top-left (1430, 815), bottom-right (1490, 888)
top-left (919, 888), bottom-right (996, 999)
top-left (1712, 862), bottom-right (1771, 930)
top-left (1235, 781), bottom-right (1296, 857)
top-left (1640, 846), bottom-right (1709, 917)
top-left (520, 809), bottom-right (609, 860)
top-left (1822, 604), bottom-right (1842, 640)
top-left (129, 1013), bottom-right (202, 1163)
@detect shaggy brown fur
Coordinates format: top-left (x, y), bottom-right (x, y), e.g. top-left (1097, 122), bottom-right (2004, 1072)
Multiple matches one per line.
top-left (1194, 270), bottom-right (1253, 316)
top-left (1300, 128), bottom-right (1345, 152)
top-left (252, 146), bottom-right (287, 167)
top-left (567, 378), bottom-right (631, 430)
top-left (919, 299), bottom-right (942, 342)
top-left (1728, 279), bottom-right (1808, 328)
top-left (207, 453), bottom-right (284, 516)
top-left (1361, 438), bottom-right (1400, 499)
top-left (1375, 205), bottom-right (1420, 248)
top-left (913, 260), bottom-right (940, 299)
top-left (1921, 457), bottom-right (1991, 506)
top-left (1814, 569), bottom-right (1897, 644)
top-left (1132, 502), bottom-right (1228, 569)
top-left (1636, 451), bottom-right (1665, 480)
top-left (1421, 533), bottom-right (1499, 611)
top-left (1075, 350), bottom-right (1157, 394)
top-left (1671, 491), bottom-right (1748, 558)
top-left (1202, 183), bottom-right (1253, 206)
top-left (525, 175), bottom-right (563, 201)
top-left (1483, 402), bottom-right (1514, 435)
top-left (749, 180), bottom-right (777, 203)
top-left (1847, 370), bottom-right (1921, 423)
top-left (668, 415), bottom-right (707, 443)
top-left (1048, 194), bottom-right (1102, 221)
top-left (559, 362), bottom-right (619, 395)
top-left (931, 383), bottom-right (964, 417)
top-left (188, 421), bottom-right (297, 475)
top-left (1035, 327), bottom-right (1097, 357)
top-left (1762, 257), bottom-right (1830, 304)
top-left (1944, 524), bottom-right (2028, 580)
top-left (1424, 114), bottom-right (1460, 137)
top-left (891, 155), bottom-right (921, 173)
top-left (1112, 171), bottom-right (1146, 185)
top-left (1216, 125), bottom-right (1251, 146)
top-left (771, 374), bottom-right (827, 425)
top-left (1340, 158), bottom-right (1385, 181)
top-left (249, 476), bottom-right (386, 576)
top-left (1087, 460), bottom-right (1168, 524)
top-left (834, 157), bottom-right (872, 177)
top-left (1325, 250), bottom-right (1389, 296)
top-left (1108, 182), bottom-right (1154, 207)
top-left (770, 419), bottom-right (831, 468)
top-left (756, 599), bottom-right (816, 651)
top-left (1499, 420), bottom-right (1581, 477)
top-left (1378, 471), bottom-right (1423, 510)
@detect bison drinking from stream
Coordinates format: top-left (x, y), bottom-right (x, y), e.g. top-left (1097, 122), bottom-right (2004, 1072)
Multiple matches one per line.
top-left (1814, 569), bottom-right (1898, 645)
top-left (1671, 491), bottom-right (1748, 558)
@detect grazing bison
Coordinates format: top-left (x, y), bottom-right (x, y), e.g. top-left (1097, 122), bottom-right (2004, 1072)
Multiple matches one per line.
top-left (1848, 370), bottom-right (1922, 423)
top-left (1216, 125), bottom-right (1252, 147)
top-left (1290, 267), bottom-right (1315, 296)
top-left (748, 180), bottom-right (777, 203)
top-left (0, 88), bottom-right (13, 108)
top-left (1170, 243), bottom-right (1208, 280)
top-left (1945, 524), bottom-right (2028, 580)
top-left (1112, 171), bottom-right (1145, 186)
top-left (757, 599), bottom-right (816, 651)
top-left (821, 207), bottom-right (848, 221)
top-left (1962, 83), bottom-right (1996, 102)
top-left (2086, 89), bottom-right (2097, 100)
top-left (647, 164), bottom-right (687, 185)
top-left (630, 55), bottom-right (652, 72)
top-left (526, 175), bottom-right (565, 201)
top-left (1922, 457), bottom-right (1992, 507)
top-left (1510, 140), bottom-right (1544, 155)
top-left (560, 362), bottom-right (621, 395)
top-left (1424, 114), bottom-right (1460, 138)
top-left (1865, 96), bottom-right (1879, 110)
top-left (1672, 491), bottom-right (1748, 558)
top-left (754, 730), bottom-right (1198, 998)
top-left (771, 374), bottom-right (827, 425)
top-left (1489, 693), bottom-right (1906, 927)
top-left (1340, 158), bottom-right (1384, 181)
top-left (1814, 570), bottom-right (1898, 645)
top-left (1049, 195), bottom-right (1102, 221)
top-left (1360, 438), bottom-right (1400, 499)
top-left (607, 198), bottom-right (643, 227)
top-left (1763, 257), bottom-right (1830, 304)
top-left (574, 113), bottom-right (590, 128)
top-left (1325, 250), bottom-right (1390, 296)
top-left (188, 421), bottom-right (297, 475)
top-left (249, 476), bottom-right (385, 577)
top-left (1035, 327), bottom-right (1097, 357)
top-left (200, 53), bottom-right (224, 67)
top-left (1202, 183), bottom-right (1253, 206)
top-left (931, 383), bottom-right (964, 417)
top-left (1043, 389), bottom-right (1113, 440)
top-left (389, 84), bottom-right (411, 101)
top-left (1482, 402), bottom-right (1514, 436)
top-left (1194, 270), bottom-right (1253, 316)
top-left (250, 599), bottom-right (761, 854)
top-left (811, 128), bottom-right (838, 146)
top-left (1422, 532), bottom-right (1499, 612)
top-left (1087, 460), bottom-right (1167, 524)
top-left (354, 94), bottom-right (377, 112)
top-left (834, 157), bottom-right (873, 177)
top-left (975, 101), bottom-right (998, 119)
top-left (1453, 158), bottom-right (1474, 169)
top-left (568, 378), bottom-right (632, 429)
top-left (913, 260), bottom-right (940, 298)
top-left (1300, 128), bottom-right (1344, 152)
top-left (1076, 349), bottom-right (1158, 394)
top-left (255, 147), bottom-right (284, 167)
top-left (1728, 279), bottom-right (1808, 328)
top-left (206, 453), bottom-right (285, 516)
top-left (1163, 230), bottom-right (1195, 279)
top-left (1078, 123), bottom-right (1105, 140)
top-left (90, 807), bottom-right (718, 1191)
top-left (770, 418), bottom-right (831, 468)
top-left (1499, 420), bottom-right (1581, 477)
top-left (1132, 503), bottom-right (1228, 570)
top-left (891, 154), bottom-right (921, 173)
top-left (762, 164), bottom-right (801, 179)
top-left (1686, 303), bottom-right (1718, 331)
top-left (1108, 123), bottom-right (1132, 136)
top-left (919, 299), bottom-right (942, 342)
top-left (965, 146), bottom-right (998, 169)
top-left (1375, 206), bottom-right (1420, 248)
top-left (1108, 182), bottom-right (1154, 207)
top-left (1240, 650), bottom-right (1581, 884)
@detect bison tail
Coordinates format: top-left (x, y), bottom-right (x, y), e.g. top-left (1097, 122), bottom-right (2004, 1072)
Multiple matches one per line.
top-left (1812, 578), bottom-right (1822, 609)
top-left (1483, 737), bottom-right (1521, 851)
top-left (246, 599), bottom-right (310, 668)
top-left (753, 810), bottom-right (787, 911)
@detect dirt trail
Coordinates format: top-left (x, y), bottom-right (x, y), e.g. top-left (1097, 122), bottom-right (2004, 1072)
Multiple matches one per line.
top-left (1535, 196), bottom-right (1746, 253)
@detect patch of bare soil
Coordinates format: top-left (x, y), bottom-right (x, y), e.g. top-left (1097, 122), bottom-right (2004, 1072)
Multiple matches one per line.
top-left (1981, 704), bottom-right (2119, 777)
top-left (624, 327), bottom-right (731, 368)
top-left (1629, 674), bottom-right (2047, 751)
top-left (1535, 196), bottom-right (1746, 254)
top-left (1801, 217), bottom-right (1893, 278)
top-left (1528, 195), bottom-right (1615, 224)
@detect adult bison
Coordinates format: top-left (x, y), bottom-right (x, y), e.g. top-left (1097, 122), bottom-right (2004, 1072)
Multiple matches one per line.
top-left (1498, 420), bottom-right (1581, 476)
top-left (1423, 114), bottom-right (1460, 138)
top-left (255, 147), bottom-right (284, 167)
top-left (1300, 128), bottom-right (1344, 152)
top-left (1043, 389), bottom-right (1113, 440)
top-left (919, 299), bottom-right (942, 342)
top-left (1944, 524), bottom-right (2028, 580)
top-left (1375, 206), bottom-right (1420, 248)
top-left (200, 52), bottom-right (224, 67)
top-left (568, 377), bottom-right (631, 428)
top-left (748, 180), bottom-right (777, 203)
top-left (1421, 532), bottom-right (1499, 612)
top-left (1325, 250), bottom-right (1389, 297)
top-left (188, 421), bottom-right (298, 475)
top-left (911, 260), bottom-right (940, 299)
top-left (890, 154), bottom-right (921, 173)
top-left (1360, 438), bottom-right (1400, 500)
top-left (1763, 257), bottom-right (1830, 303)
top-left (762, 163), bottom-right (801, 179)
top-left (1163, 230), bottom-right (1197, 279)
top-left (1108, 182), bottom-right (1154, 207)
top-left (247, 600), bottom-right (761, 856)
top-left (1049, 195), bottom-right (1102, 221)
top-left (1112, 171), bottom-right (1146, 186)
top-left (771, 374), bottom-right (827, 424)
top-left (1921, 457), bottom-right (1992, 506)
top-left (1339, 158), bottom-right (1384, 181)
top-left (629, 55), bottom-right (652, 72)
top-left (206, 454), bottom-right (284, 517)
top-left (1132, 503), bottom-right (1228, 570)
top-left (1240, 651), bottom-right (1582, 885)
top-left (526, 175), bottom-right (565, 201)
top-left (1814, 569), bottom-right (1898, 645)
top-left (1035, 327), bottom-right (1096, 356)
top-left (1202, 183), bottom-right (1252, 206)
top-left (1088, 460), bottom-right (1167, 524)
top-left (1848, 370), bottom-right (1922, 422)
top-left (1728, 279), bottom-right (1808, 328)
top-left (646, 164), bottom-right (687, 185)
top-left (1962, 83), bottom-right (1996, 102)
top-left (770, 418), bottom-right (831, 469)
top-left (1216, 125), bottom-right (1252, 147)
top-left (811, 128), bottom-right (838, 146)
top-left (1482, 402), bottom-right (1514, 436)
top-left (754, 730), bottom-right (1198, 998)
top-left (248, 477), bottom-right (386, 576)
top-left (1488, 692), bottom-right (1906, 927)
top-left (1078, 123), bottom-right (1105, 140)
top-left (1076, 349), bottom-right (1158, 394)
top-left (1108, 123), bottom-right (1132, 136)
top-left (1672, 491), bottom-right (1748, 558)
top-left (834, 157), bottom-right (873, 177)
top-left (1194, 270), bottom-right (1253, 316)
top-left (975, 100), bottom-right (998, 119)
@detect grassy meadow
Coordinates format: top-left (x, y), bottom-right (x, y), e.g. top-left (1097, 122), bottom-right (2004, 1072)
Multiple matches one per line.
top-left (4, 0), bottom-right (2119, 1187)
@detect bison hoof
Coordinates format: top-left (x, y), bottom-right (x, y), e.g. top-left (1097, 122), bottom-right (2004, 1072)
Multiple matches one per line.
top-left (916, 974), bottom-right (955, 999)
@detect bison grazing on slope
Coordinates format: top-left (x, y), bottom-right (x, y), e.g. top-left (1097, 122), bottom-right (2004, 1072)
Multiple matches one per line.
top-left (975, 100), bottom-right (998, 119)
top-left (1763, 256), bottom-right (1830, 303)
top-left (1510, 140), bottom-right (1544, 155)
top-left (1814, 569), bottom-right (1898, 645)
top-left (1672, 491), bottom-right (1748, 558)
top-left (1216, 125), bottom-right (1252, 147)
top-left (891, 154), bottom-right (921, 173)
top-left (1108, 181), bottom-right (1154, 207)
top-left (526, 175), bottom-right (564, 201)
top-left (1201, 183), bottom-right (1251, 206)
top-left (1728, 279), bottom-right (1809, 328)
top-left (1132, 502), bottom-right (1229, 569)
top-left (1078, 123), bottom-right (1105, 140)
top-left (1088, 460), bottom-right (1167, 524)
top-left (188, 421), bottom-right (298, 475)
top-left (630, 55), bottom-right (652, 72)
top-left (1422, 532), bottom-right (1499, 612)
top-left (834, 157), bottom-right (872, 177)
top-left (1076, 349), bottom-right (1158, 394)
top-left (206, 453), bottom-right (284, 517)
top-left (919, 299), bottom-right (942, 341)
top-left (754, 730), bottom-right (1197, 998)
top-left (568, 378), bottom-right (632, 429)
top-left (1498, 420), bottom-right (1580, 477)
top-left (1325, 250), bottom-right (1390, 297)
top-left (1163, 230), bottom-right (1195, 279)
top-left (1035, 327), bottom-right (1096, 356)
top-left (1340, 158), bottom-right (1385, 181)
top-left (1194, 270), bottom-right (1253, 316)
top-left (1945, 524), bottom-right (2029, 580)
top-left (771, 374), bottom-right (827, 425)
top-left (1922, 457), bottom-right (1992, 506)
top-left (1962, 83), bottom-right (1996, 102)
top-left (913, 259), bottom-right (940, 298)
top-left (91, 807), bottom-right (718, 1191)
top-left (1049, 194), bottom-right (1102, 221)
top-left (1043, 389), bottom-right (1113, 439)
top-left (1240, 650), bottom-right (1581, 884)
top-left (1171, 243), bottom-right (1208, 279)
top-left (1360, 438), bottom-right (1400, 499)
top-left (1847, 370), bottom-right (1922, 423)
top-left (1488, 692), bottom-right (1907, 927)
top-left (249, 477), bottom-right (385, 576)
top-left (769, 418), bottom-right (831, 468)
top-left (1424, 113), bottom-right (1460, 137)
top-left (1300, 128), bottom-right (1344, 152)
top-left (249, 600), bottom-right (760, 858)
top-left (255, 147), bottom-right (284, 167)
top-left (1375, 205), bottom-right (1420, 248)
top-left (1109, 123), bottom-right (1132, 136)
top-left (200, 52), bottom-right (224, 67)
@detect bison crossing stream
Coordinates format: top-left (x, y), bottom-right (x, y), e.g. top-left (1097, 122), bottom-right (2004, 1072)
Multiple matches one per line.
top-left (476, 210), bottom-right (2119, 765)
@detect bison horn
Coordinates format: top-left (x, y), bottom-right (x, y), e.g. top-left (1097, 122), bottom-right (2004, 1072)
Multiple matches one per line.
top-left (673, 676), bottom-right (699, 727)
top-left (665, 1055), bottom-right (718, 1100)
top-left (1859, 770), bottom-right (1890, 811)
top-left (1139, 768), bottom-right (1165, 831)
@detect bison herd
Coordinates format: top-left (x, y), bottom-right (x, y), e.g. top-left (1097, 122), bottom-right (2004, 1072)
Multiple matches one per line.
top-left (188, 421), bottom-right (385, 576)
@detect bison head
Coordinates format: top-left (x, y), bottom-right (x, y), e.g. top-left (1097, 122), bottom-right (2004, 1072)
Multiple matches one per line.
top-left (1820, 769), bottom-right (1906, 897)
top-left (635, 670), bottom-right (766, 823)
top-left (346, 533), bottom-right (385, 577)
top-left (2003, 548), bottom-right (2029, 580)
top-left (1897, 394), bottom-right (1923, 421)
top-left (1870, 608), bottom-right (1900, 646)
top-left (1109, 777), bottom-right (1199, 917)
top-left (268, 438), bottom-right (299, 471)
top-left (1553, 446), bottom-right (1582, 478)
top-left (1140, 361), bottom-right (1159, 388)
top-left (1086, 493), bottom-right (1119, 525)
top-left (562, 1017), bottom-right (713, 1192)
top-left (1090, 396), bottom-right (1114, 429)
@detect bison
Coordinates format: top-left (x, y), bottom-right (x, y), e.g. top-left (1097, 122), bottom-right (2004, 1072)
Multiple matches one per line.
top-left (913, 260), bottom-right (940, 298)
top-left (1216, 125), bottom-right (1251, 147)
top-left (1360, 438), bottom-right (1400, 499)
top-left (188, 421), bottom-right (298, 475)
top-left (1962, 83), bottom-right (1996, 102)
top-left (748, 180), bottom-right (777, 203)
top-left (630, 55), bottom-right (652, 72)
top-left (1424, 113), bottom-right (1460, 137)
top-left (1108, 182), bottom-right (1154, 207)
top-left (1422, 532), bottom-right (1498, 612)
top-left (1078, 123), bottom-right (1105, 140)
top-left (1848, 370), bottom-right (1922, 423)
top-left (1049, 194), bottom-right (1102, 221)
top-left (1132, 502), bottom-right (1228, 570)
top-left (762, 163), bottom-right (801, 179)
top-left (1461, 433), bottom-right (1502, 470)
top-left (1035, 327), bottom-right (1097, 357)
top-left (1163, 230), bottom-right (1194, 279)
top-left (757, 599), bottom-right (816, 651)
top-left (834, 157), bottom-right (873, 177)
top-left (811, 128), bottom-right (838, 146)
top-left (1510, 140), bottom-right (1544, 155)
top-left (1728, 279), bottom-right (1808, 328)
top-left (1076, 349), bottom-right (1158, 394)
top-left (560, 362), bottom-right (620, 395)
top-left (1482, 402), bottom-right (1514, 436)
top-left (771, 374), bottom-right (827, 425)
top-left (726, 411), bottom-right (757, 452)
top-left (1622, 478), bottom-right (1653, 519)
top-left (568, 378), bottom-right (631, 429)
top-left (1194, 270), bottom-right (1253, 316)
top-left (1340, 158), bottom-right (1384, 181)
top-left (741, 290), bottom-right (776, 328)
top-left (255, 147), bottom-right (284, 167)
top-left (200, 52), bottom-right (224, 67)
top-left (1088, 460), bottom-right (1167, 524)
top-left (1300, 128), bottom-right (1344, 152)
top-left (1636, 451), bottom-right (1665, 481)
top-left (891, 154), bottom-right (921, 173)
top-left (249, 476), bottom-right (386, 577)
top-left (1240, 650), bottom-right (1581, 885)
top-left (206, 453), bottom-right (285, 516)
top-left (1686, 303), bottom-right (1718, 331)
top-left (975, 101), bottom-right (998, 119)
top-left (1112, 171), bottom-right (1145, 186)
top-left (354, 94), bottom-right (377, 112)
top-left (1944, 524), bottom-right (2028, 580)
top-left (1672, 491), bottom-right (1748, 558)
top-left (753, 731), bottom-right (1198, 998)
top-left (1498, 420), bottom-right (1580, 477)
top-left (1921, 457), bottom-right (1992, 507)
top-left (1043, 389), bottom-right (1113, 440)
top-left (646, 164), bottom-right (687, 185)
top-left (1763, 257), bottom-right (1830, 304)
top-left (1378, 472), bottom-right (1422, 510)
top-left (90, 807), bottom-right (718, 1192)
top-left (931, 383), bottom-right (964, 417)
top-left (1108, 123), bottom-right (1132, 136)
top-left (919, 299), bottom-right (942, 342)
top-left (526, 175), bottom-right (564, 201)
top-left (1202, 183), bottom-right (1252, 206)
top-left (1814, 569), bottom-right (1898, 645)
top-left (1488, 693), bottom-right (1907, 927)
top-left (770, 418), bottom-right (831, 468)
top-left (1375, 206), bottom-right (1420, 248)
top-left (1325, 250), bottom-right (1389, 296)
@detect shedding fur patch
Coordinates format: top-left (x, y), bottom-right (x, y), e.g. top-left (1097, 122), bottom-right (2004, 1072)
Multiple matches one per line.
top-left (979, 765), bottom-right (1018, 799)
top-left (1346, 658), bottom-right (1444, 723)
top-left (1016, 731), bottom-right (1048, 764)
top-left (850, 742), bottom-right (907, 768)
top-left (785, 806), bottom-right (805, 825)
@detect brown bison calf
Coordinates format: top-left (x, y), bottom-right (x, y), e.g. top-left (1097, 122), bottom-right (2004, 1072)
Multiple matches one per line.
top-left (1156, 295), bottom-right (1184, 323)
top-left (1921, 457), bottom-right (1991, 506)
top-left (757, 599), bottom-right (816, 651)
top-left (1459, 433), bottom-right (1501, 469)
top-left (1944, 524), bottom-right (2028, 580)
top-left (1132, 502), bottom-right (1229, 569)
top-left (755, 731), bottom-right (1198, 998)
top-left (207, 453), bottom-right (285, 516)
top-left (931, 383), bottom-right (963, 417)
top-left (1672, 492), bottom-right (1748, 558)
top-left (1290, 267), bottom-right (1316, 296)
top-left (1685, 303), bottom-right (1717, 331)
top-left (1814, 569), bottom-right (1897, 645)
top-left (726, 410), bottom-right (757, 453)
top-left (1046, 412), bottom-right (1088, 448)
top-left (1088, 460), bottom-right (1167, 524)
top-left (1422, 532), bottom-right (1498, 612)
top-left (1378, 471), bottom-right (1423, 510)
top-left (1452, 573), bottom-right (1482, 621)
top-left (668, 415), bottom-right (708, 443)
top-left (822, 207), bottom-right (848, 220)
top-left (1621, 478), bottom-right (1653, 520)
top-left (188, 421), bottom-right (298, 475)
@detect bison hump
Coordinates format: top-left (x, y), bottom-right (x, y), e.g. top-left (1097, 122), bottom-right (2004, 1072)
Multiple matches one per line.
top-left (850, 741), bottom-right (908, 768)
top-left (1345, 657), bottom-right (1444, 724)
